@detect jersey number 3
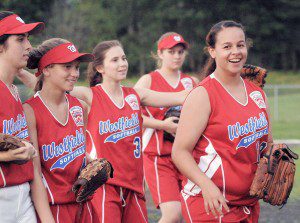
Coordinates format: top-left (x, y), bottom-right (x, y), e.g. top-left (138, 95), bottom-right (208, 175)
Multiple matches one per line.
top-left (133, 137), bottom-right (141, 158)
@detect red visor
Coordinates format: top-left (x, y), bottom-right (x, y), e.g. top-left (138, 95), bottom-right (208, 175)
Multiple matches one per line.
top-left (36, 42), bottom-right (94, 77)
top-left (0, 14), bottom-right (44, 37)
top-left (158, 34), bottom-right (188, 50)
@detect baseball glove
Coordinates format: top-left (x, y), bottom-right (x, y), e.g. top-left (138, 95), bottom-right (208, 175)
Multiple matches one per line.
top-left (72, 158), bottom-right (114, 203)
top-left (163, 107), bottom-right (181, 143)
top-left (250, 144), bottom-right (298, 206)
top-left (0, 133), bottom-right (28, 165)
top-left (241, 64), bottom-right (268, 89)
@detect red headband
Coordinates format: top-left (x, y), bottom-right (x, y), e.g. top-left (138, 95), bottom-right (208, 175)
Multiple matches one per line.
top-left (158, 34), bottom-right (188, 50)
top-left (0, 14), bottom-right (44, 37)
top-left (35, 42), bottom-right (94, 77)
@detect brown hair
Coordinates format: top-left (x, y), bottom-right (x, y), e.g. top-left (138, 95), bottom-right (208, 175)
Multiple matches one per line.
top-left (0, 11), bottom-right (14, 46)
top-left (27, 38), bottom-right (69, 91)
top-left (152, 32), bottom-right (187, 68)
top-left (87, 40), bottom-right (122, 87)
top-left (200, 20), bottom-right (246, 77)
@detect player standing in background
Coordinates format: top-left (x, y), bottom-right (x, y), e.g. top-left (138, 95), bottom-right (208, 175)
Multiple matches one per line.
top-left (22, 38), bottom-right (100, 223)
top-left (0, 11), bottom-right (55, 223)
top-left (172, 20), bottom-right (273, 223)
top-left (135, 32), bottom-right (198, 223)
top-left (69, 39), bottom-right (191, 222)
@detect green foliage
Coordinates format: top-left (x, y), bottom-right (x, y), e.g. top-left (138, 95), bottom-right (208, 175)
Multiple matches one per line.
top-left (1, 0), bottom-right (299, 74)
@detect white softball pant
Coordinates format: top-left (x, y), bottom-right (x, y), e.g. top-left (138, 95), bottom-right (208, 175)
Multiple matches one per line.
top-left (0, 182), bottom-right (37, 223)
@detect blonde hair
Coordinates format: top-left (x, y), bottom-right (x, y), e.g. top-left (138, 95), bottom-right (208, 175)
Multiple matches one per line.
top-left (151, 32), bottom-right (187, 68)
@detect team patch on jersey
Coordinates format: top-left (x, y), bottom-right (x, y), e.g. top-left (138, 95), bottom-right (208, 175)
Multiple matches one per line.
top-left (2, 113), bottom-right (28, 138)
top-left (181, 77), bottom-right (193, 90)
top-left (99, 113), bottom-right (140, 143)
top-left (125, 94), bottom-right (139, 110)
top-left (41, 128), bottom-right (86, 171)
top-left (70, 106), bottom-right (84, 127)
top-left (227, 112), bottom-right (268, 150)
top-left (250, 91), bottom-right (266, 109)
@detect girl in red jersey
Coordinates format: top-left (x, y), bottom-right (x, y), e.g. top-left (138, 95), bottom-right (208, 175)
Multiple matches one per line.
top-left (22, 38), bottom-right (100, 223)
top-left (172, 21), bottom-right (273, 223)
top-left (135, 32), bottom-right (199, 223)
top-left (0, 11), bottom-right (55, 223)
top-left (69, 40), bottom-right (190, 223)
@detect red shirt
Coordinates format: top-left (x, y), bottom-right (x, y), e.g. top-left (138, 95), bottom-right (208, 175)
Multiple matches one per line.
top-left (0, 81), bottom-right (34, 187)
top-left (182, 74), bottom-right (269, 206)
top-left (86, 85), bottom-right (144, 195)
top-left (142, 70), bottom-right (196, 155)
top-left (26, 93), bottom-right (86, 204)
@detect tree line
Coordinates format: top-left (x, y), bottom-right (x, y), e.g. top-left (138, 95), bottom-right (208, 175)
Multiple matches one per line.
top-left (1, 0), bottom-right (299, 77)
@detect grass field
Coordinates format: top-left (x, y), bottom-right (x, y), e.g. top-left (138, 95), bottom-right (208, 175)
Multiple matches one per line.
top-left (291, 154), bottom-right (300, 199)
top-left (266, 71), bottom-right (300, 85)
top-left (266, 90), bottom-right (300, 139)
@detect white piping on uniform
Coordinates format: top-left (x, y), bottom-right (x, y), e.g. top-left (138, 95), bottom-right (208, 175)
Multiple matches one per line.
top-left (142, 128), bottom-right (155, 152)
top-left (134, 193), bottom-right (147, 222)
top-left (36, 91), bottom-right (70, 126)
top-left (101, 185), bottom-right (106, 223)
top-left (142, 107), bottom-right (157, 154)
top-left (154, 131), bottom-right (161, 155)
top-left (210, 73), bottom-right (248, 107)
top-left (0, 166), bottom-right (6, 187)
top-left (243, 206), bottom-right (251, 215)
top-left (87, 202), bottom-right (92, 222)
top-left (99, 84), bottom-right (125, 109)
top-left (41, 173), bottom-right (55, 204)
top-left (154, 156), bottom-right (161, 204)
top-left (183, 139), bottom-right (221, 196)
top-left (120, 187), bottom-right (126, 207)
top-left (4, 83), bottom-right (19, 101)
top-left (16, 184), bottom-right (23, 219)
top-left (220, 159), bottom-right (226, 207)
top-left (182, 194), bottom-right (193, 223)
top-left (156, 69), bottom-right (181, 89)
top-left (86, 129), bottom-right (97, 159)
top-left (56, 205), bottom-right (60, 223)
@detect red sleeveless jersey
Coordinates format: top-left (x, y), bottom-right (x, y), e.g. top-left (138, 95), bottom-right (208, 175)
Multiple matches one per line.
top-left (0, 81), bottom-right (34, 187)
top-left (142, 70), bottom-right (196, 155)
top-left (26, 93), bottom-right (86, 204)
top-left (182, 74), bottom-right (269, 206)
top-left (86, 85), bottom-right (144, 195)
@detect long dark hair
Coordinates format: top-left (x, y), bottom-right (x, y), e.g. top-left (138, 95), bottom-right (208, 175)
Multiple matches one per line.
top-left (87, 40), bottom-right (122, 87)
top-left (27, 38), bottom-right (69, 91)
top-left (200, 20), bottom-right (246, 77)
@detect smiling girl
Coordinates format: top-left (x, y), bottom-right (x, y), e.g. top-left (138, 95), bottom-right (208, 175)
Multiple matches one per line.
top-left (23, 38), bottom-right (99, 223)
top-left (70, 40), bottom-right (190, 222)
top-left (172, 21), bottom-right (273, 223)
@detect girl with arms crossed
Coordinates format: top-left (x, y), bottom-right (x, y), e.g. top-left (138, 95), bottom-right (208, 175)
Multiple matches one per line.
top-left (135, 32), bottom-right (198, 223)
top-left (172, 21), bottom-right (273, 223)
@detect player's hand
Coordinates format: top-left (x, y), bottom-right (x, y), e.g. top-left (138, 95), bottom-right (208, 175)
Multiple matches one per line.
top-left (201, 180), bottom-right (230, 218)
top-left (7, 141), bottom-right (37, 161)
top-left (162, 116), bottom-right (179, 136)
